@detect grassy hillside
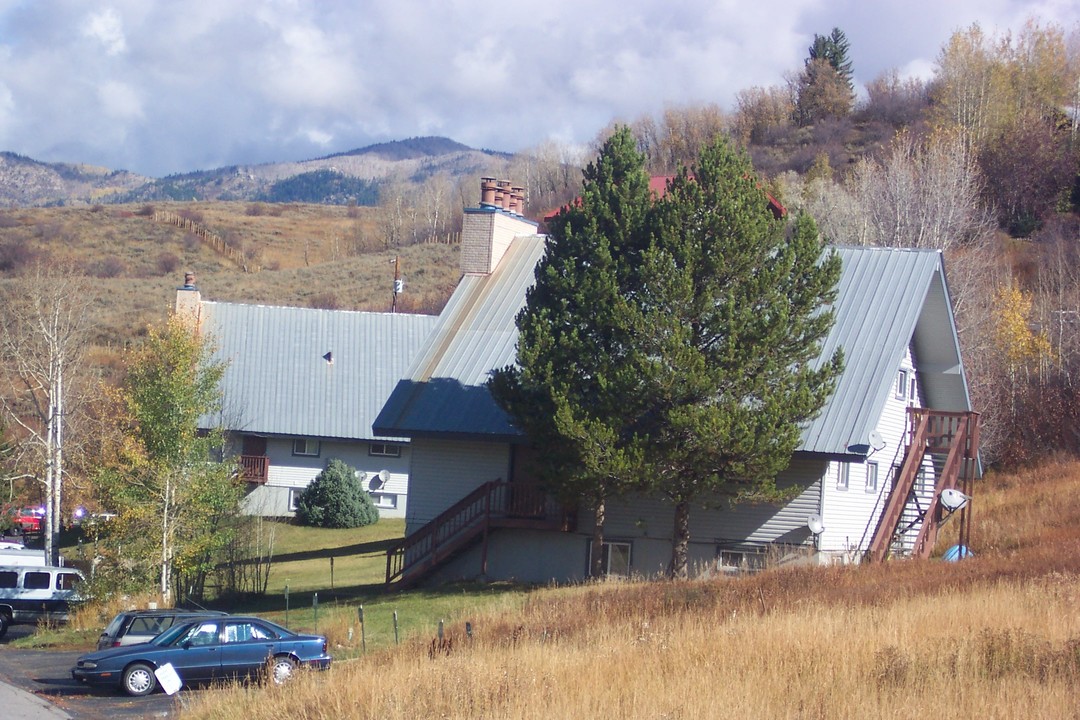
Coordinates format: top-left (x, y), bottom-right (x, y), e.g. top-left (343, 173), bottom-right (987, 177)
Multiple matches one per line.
top-left (178, 457), bottom-right (1080, 719)
top-left (0, 201), bottom-right (462, 352)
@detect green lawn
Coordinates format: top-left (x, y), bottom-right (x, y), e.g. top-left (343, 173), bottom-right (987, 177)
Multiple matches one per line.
top-left (23, 517), bottom-right (536, 655)
top-left (223, 518), bottom-right (533, 655)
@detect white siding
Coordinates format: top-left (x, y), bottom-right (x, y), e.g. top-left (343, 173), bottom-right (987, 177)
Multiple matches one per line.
top-left (242, 436), bottom-right (413, 519)
top-left (820, 345), bottom-right (934, 560)
top-left (405, 438), bottom-right (511, 533)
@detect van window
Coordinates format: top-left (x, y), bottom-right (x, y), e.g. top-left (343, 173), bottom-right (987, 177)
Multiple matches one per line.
top-left (56, 572), bottom-right (81, 591)
top-left (24, 572), bottom-right (50, 590)
top-left (0, 571), bottom-right (16, 588)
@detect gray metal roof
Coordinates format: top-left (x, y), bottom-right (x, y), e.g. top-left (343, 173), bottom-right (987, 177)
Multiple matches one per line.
top-left (200, 302), bottom-right (438, 441)
top-left (803, 246), bottom-right (971, 456)
top-left (374, 240), bottom-right (971, 455)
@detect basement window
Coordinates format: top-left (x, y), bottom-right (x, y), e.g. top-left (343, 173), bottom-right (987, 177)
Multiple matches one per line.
top-left (587, 540), bottom-right (632, 578)
top-left (371, 493), bottom-right (397, 510)
top-left (717, 544), bottom-right (767, 574)
top-left (288, 489), bottom-right (301, 512)
top-left (292, 439), bottom-right (320, 457)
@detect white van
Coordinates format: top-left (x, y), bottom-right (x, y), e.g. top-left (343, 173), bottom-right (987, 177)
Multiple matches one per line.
top-left (0, 564), bottom-right (84, 637)
top-left (0, 548), bottom-right (50, 567)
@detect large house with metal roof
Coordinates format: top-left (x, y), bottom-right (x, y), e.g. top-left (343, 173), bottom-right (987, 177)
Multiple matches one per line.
top-left (176, 279), bottom-right (437, 519)
top-left (374, 180), bottom-right (979, 586)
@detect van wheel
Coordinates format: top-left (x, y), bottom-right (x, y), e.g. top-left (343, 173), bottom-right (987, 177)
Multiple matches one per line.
top-left (122, 663), bottom-right (157, 696)
top-left (0, 612), bottom-right (9, 638)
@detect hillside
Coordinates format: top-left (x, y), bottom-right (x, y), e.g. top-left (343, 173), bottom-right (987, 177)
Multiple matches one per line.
top-left (0, 137), bottom-right (512, 208)
top-left (184, 458), bottom-right (1080, 719)
top-left (0, 201), bottom-right (462, 354)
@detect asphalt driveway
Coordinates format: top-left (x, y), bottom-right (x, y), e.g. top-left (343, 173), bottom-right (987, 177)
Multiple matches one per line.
top-left (0, 627), bottom-right (180, 720)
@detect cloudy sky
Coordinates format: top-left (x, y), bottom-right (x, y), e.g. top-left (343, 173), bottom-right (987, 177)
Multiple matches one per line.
top-left (0, 0), bottom-right (1077, 178)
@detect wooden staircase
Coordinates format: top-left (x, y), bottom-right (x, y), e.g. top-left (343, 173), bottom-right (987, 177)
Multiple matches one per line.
top-left (385, 482), bottom-right (575, 589)
top-left (866, 408), bottom-right (980, 562)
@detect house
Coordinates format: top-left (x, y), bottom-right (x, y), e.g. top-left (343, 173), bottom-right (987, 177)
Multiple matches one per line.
top-left (175, 277), bottom-right (438, 519)
top-left (373, 179), bottom-right (979, 585)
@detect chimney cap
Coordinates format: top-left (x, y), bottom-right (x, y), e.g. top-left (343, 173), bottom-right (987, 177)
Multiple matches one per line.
top-left (181, 271), bottom-right (197, 290)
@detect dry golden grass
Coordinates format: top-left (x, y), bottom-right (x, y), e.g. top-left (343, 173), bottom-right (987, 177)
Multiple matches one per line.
top-left (178, 459), bottom-right (1080, 719)
top-left (0, 202), bottom-right (462, 354)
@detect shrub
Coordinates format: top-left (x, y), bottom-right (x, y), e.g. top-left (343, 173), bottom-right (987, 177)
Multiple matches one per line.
top-left (295, 458), bottom-right (379, 528)
top-left (156, 252), bottom-right (181, 276)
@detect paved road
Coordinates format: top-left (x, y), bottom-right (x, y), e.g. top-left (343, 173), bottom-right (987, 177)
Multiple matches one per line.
top-left (0, 627), bottom-right (180, 720)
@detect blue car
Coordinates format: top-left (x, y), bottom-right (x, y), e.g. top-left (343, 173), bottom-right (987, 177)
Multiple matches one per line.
top-left (71, 615), bottom-right (332, 696)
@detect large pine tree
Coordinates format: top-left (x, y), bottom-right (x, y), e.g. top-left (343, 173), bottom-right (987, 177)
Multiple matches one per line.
top-left (638, 138), bottom-right (844, 577)
top-left (489, 126), bottom-right (655, 577)
top-left (492, 130), bottom-right (843, 579)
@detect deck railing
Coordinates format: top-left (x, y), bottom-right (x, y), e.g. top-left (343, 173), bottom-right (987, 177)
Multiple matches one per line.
top-left (239, 454), bottom-right (269, 484)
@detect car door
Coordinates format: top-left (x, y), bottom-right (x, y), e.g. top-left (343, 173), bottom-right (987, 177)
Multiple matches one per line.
top-left (218, 621), bottom-right (280, 679)
top-left (170, 620), bottom-right (224, 683)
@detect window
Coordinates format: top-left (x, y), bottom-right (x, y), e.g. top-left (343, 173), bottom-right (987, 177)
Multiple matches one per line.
top-left (224, 622), bottom-right (257, 644)
top-left (368, 442), bottom-right (402, 458)
top-left (865, 462), bottom-right (879, 493)
top-left (56, 572), bottom-right (81, 591)
top-left (837, 463), bottom-right (850, 490)
top-left (587, 541), bottom-right (632, 577)
top-left (186, 622), bottom-right (220, 646)
top-left (371, 493), bottom-right (397, 510)
top-left (288, 489), bottom-right (301, 512)
top-left (718, 548), bottom-right (767, 573)
top-left (896, 370), bottom-right (908, 399)
top-left (24, 572), bottom-right (50, 590)
top-left (0, 571), bottom-right (16, 589)
top-left (292, 438), bottom-right (320, 457)
top-left (910, 375), bottom-right (918, 403)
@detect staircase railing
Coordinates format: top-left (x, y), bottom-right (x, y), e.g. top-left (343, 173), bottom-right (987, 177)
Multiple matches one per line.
top-left (866, 409), bottom-right (979, 562)
top-left (385, 482), bottom-right (571, 588)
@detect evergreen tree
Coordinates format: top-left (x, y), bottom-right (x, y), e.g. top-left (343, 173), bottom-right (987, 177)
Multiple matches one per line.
top-left (494, 129), bottom-right (843, 579)
top-left (797, 27), bottom-right (855, 124)
top-left (488, 126), bottom-right (655, 578)
top-left (809, 27), bottom-right (854, 92)
top-left (296, 458), bottom-right (379, 528)
top-left (639, 137), bottom-right (844, 577)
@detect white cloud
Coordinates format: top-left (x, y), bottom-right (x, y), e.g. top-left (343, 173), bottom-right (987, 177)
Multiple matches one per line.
top-left (0, 0), bottom-right (1076, 176)
top-left (82, 8), bottom-right (127, 56)
top-left (98, 80), bottom-right (142, 121)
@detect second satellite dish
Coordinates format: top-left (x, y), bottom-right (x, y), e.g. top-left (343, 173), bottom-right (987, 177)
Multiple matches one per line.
top-left (807, 514), bottom-right (825, 535)
top-left (940, 488), bottom-right (970, 511)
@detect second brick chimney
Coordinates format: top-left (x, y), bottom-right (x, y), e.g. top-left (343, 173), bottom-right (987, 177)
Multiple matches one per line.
top-left (461, 177), bottom-right (538, 275)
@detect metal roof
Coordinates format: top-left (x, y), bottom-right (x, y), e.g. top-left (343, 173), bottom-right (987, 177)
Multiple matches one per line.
top-left (802, 246), bottom-right (971, 456)
top-left (200, 302), bottom-right (438, 441)
top-left (374, 240), bottom-right (971, 455)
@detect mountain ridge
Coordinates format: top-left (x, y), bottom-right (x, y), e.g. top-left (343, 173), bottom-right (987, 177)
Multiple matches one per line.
top-left (0, 136), bottom-right (511, 208)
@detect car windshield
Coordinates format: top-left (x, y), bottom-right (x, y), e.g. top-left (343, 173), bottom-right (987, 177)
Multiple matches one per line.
top-left (151, 621), bottom-right (196, 646)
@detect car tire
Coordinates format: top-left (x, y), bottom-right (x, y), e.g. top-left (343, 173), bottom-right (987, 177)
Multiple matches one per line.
top-left (122, 662), bottom-right (157, 696)
top-left (0, 612), bottom-right (9, 639)
top-left (267, 655), bottom-right (298, 685)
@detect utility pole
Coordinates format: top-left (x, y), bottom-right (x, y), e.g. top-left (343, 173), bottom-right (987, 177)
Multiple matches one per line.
top-left (391, 256), bottom-right (403, 313)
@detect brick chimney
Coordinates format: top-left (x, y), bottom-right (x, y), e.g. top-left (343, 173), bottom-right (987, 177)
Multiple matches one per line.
top-left (461, 178), bottom-right (538, 275)
top-left (174, 271), bottom-right (203, 331)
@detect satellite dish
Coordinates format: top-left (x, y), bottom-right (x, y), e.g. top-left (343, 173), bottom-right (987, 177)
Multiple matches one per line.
top-left (355, 470), bottom-right (367, 482)
top-left (868, 431), bottom-right (886, 452)
top-left (807, 514), bottom-right (825, 535)
top-left (940, 488), bottom-right (970, 512)
top-left (379, 469), bottom-right (390, 483)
